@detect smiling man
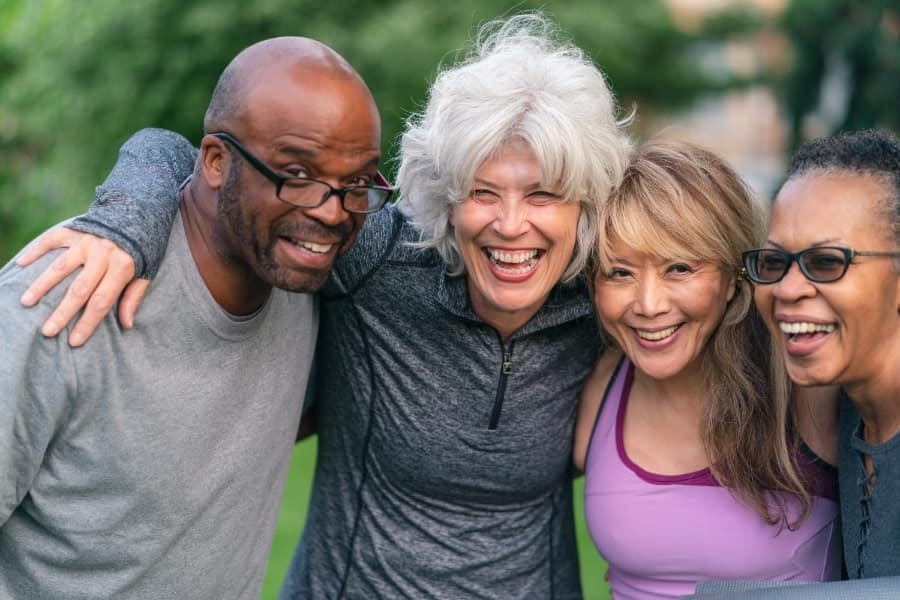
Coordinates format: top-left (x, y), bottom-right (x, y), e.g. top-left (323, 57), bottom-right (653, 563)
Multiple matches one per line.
top-left (0, 37), bottom-right (386, 599)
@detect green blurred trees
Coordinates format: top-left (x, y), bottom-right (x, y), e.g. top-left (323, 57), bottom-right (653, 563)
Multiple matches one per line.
top-left (1, 0), bottom-right (758, 262)
top-left (778, 0), bottom-right (900, 151)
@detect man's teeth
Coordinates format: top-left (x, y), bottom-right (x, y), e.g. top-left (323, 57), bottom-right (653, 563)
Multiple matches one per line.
top-left (779, 322), bottom-right (836, 335)
top-left (298, 241), bottom-right (333, 254)
top-left (636, 325), bottom-right (679, 341)
top-left (488, 249), bottom-right (538, 264)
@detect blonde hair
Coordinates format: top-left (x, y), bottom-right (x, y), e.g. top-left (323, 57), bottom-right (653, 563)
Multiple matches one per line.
top-left (597, 139), bottom-right (811, 528)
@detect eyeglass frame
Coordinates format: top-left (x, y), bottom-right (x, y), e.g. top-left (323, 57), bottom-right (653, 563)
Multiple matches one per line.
top-left (210, 131), bottom-right (396, 214)
top-left (742, 246), bottom-right (900, 284)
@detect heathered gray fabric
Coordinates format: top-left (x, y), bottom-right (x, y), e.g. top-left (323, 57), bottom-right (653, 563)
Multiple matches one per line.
top-left (71, 128), bottom-right (198, 278)
top-left (689, 576), bottom-right (900, 598)
top-left (0, 212), bottom-right (317, 599)
top-left (73, 128), bottom-right (602, 599)
top-left (839, 391), bottom-right (900, 578)
top-left (282, 207), bottom-right (599, 600)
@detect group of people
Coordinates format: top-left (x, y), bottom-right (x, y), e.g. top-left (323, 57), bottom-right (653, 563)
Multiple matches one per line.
top-left (1, 12), bottom-right (897, 600)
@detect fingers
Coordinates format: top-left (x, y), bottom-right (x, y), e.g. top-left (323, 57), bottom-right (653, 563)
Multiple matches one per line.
top-left (20, 242), bottom-right (93, 308)
top-left (15, 227), bottom-right (81, 268)
top-left (15, 228), bottom-right (137, 347)
top-left (39, 250), bottom-right (117, 340)
top-left (66, 246), bottom-right (137, 347)
top-left (117, 279), bottom-right (151, 330)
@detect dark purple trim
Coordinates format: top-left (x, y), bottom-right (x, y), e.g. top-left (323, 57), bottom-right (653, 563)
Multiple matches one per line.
top-left (614, 361), bottom-right (720, 487)
top-left (797, 441), bottom-right (839, 502)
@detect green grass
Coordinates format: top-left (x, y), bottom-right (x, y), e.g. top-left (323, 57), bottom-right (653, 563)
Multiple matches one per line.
top-left (261, 437), bottom-right (611, 600)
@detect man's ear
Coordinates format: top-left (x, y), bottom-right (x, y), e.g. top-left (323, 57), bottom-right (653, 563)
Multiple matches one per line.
top-left (199, 135), bottom-right (228, 190)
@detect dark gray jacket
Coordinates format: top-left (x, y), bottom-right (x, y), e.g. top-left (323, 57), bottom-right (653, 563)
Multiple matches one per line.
top-left (839, 392), bottom-right (900, 579)
top-left (72, 129), bottom-right (601, 599)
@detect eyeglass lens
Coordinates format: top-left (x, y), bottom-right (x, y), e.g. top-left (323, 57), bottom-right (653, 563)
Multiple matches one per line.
top-left (280, 179), bottom-right (390, 213)
top-left (751, 248), bottom-right (848, 283)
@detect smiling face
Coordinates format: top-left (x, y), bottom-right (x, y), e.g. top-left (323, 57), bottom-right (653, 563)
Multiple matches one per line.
top-left (448, 139), bottom-right (581, 337)
top-left (753, 172), bottom-right (900, 389)
top-left (595, 237), bottom-right (735, 383)
top-left (216, 65), bottom-right (381, 294)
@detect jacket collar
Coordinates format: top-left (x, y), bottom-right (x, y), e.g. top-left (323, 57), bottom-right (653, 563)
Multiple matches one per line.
top-left (434, 268), bottom-right (595, 338)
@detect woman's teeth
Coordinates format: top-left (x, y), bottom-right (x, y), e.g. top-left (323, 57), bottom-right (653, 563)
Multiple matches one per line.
top-left (636, 325), bottom-right (679, 341)
top-left (778, 322), bottom-right (836, 335)
top-left (487, 249), bottom-right (539, 274)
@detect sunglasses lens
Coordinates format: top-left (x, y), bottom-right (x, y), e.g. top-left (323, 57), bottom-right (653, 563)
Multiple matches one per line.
top-left (800, 248), bottom-right (848, 282)
top-left (750, 250), bottom-right (788, 283)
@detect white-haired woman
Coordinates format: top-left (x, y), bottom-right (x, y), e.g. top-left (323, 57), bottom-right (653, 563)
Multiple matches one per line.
top-left (17, 14), bottom-right (630, 599)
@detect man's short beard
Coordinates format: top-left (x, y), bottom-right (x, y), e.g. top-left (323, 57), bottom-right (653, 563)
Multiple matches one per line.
top-left (217, 156), bottom-right (333, 293)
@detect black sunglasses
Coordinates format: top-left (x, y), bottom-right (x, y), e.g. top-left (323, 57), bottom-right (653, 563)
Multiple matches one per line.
top-left (211, 131), bottom-right (395, 214)
top-left (742, 246), bottom-right (900, 284)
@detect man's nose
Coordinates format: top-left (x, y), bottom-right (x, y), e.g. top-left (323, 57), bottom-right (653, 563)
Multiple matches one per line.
top-left (305, 190), bottom-right (351, 226)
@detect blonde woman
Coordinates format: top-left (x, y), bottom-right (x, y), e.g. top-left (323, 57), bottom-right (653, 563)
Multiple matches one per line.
top-left (574, 140), bottom-right (841, 599)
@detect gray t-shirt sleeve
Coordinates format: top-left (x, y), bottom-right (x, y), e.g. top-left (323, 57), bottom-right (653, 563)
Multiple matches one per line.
top-left (0, 253), bottom-right (76, 525)
top-left (69, 128), bottom-right (198, 278)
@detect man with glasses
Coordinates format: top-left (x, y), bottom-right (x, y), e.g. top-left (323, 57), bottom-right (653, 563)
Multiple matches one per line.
top-left (0, 37), bottom-right (388, 598)
top-left (749, 128), bottom-right (900, 585)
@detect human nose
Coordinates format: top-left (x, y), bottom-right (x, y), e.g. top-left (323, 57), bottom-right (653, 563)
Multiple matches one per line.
top-left (771, 259), bottom-right (816, 302)
top-left (492, 197), bottom-right (529, 238)
top-left (303, 188), bottom-right (352, 226)
top-left (634, 275), bottom-right (669, 317)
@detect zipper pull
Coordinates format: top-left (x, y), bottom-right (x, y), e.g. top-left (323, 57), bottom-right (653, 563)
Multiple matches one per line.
top-left (502, 352), bottom-right (512, 374)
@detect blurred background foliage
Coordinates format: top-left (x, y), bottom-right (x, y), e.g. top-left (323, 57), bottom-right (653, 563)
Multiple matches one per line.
top-left (0, 0), bottom-right (777, 260)
top-left (1, 1), bottom-right (899, 261)
top-left (1, 2), bottom-right (897, 598)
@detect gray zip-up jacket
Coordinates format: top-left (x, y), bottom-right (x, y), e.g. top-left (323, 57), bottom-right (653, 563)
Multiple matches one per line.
top-left (71, 128), bottom-right (602, 599)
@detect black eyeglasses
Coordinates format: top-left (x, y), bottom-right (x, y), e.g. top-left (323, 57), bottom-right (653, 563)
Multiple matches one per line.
top-left (211, 131), bottom-right (395, 214)
top-left (742, 246), bottom-right (900, 284)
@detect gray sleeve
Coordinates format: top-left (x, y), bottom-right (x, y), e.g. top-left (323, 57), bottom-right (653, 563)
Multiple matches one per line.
top-left (321, 205), bottom-right (402, 298)
top-left (68, 128), bottom-right (198, 278)
top-left (0, 254), bottom-right (76, 525)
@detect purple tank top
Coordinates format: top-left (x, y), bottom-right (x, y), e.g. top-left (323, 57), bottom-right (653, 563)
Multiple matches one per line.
top-left (583, 358), bottom-right (841, 600)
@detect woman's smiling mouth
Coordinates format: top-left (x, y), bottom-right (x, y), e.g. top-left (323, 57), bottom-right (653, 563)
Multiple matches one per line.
top-left (634, 324), bottom-right (681, 342)
top-left (484, 247), bottom-right (543, 276)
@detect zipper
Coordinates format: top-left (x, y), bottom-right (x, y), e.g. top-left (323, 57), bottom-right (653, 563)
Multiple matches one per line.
top-left (487, 340), bottom-right (514, 430)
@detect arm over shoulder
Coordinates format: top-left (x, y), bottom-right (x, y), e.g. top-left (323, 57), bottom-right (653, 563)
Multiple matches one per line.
top-left (322, 205), bottom-right (406, 297)
top-left (69, 128), bottom-right (198, 279)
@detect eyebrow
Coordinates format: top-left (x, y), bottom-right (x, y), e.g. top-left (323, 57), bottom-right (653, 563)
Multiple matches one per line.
top-left (471, 177), bottom-right (549, 190)
top-left (272, 144), bottom-right (382, 175)
top-left (272, 142), bottom-right (317, 159)
top-left (765, 238), bottom-right (843, 249)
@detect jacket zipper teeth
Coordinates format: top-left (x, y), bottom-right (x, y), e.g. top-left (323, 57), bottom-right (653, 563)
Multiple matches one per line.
top-left (488, 345), bottom-right (513, 430)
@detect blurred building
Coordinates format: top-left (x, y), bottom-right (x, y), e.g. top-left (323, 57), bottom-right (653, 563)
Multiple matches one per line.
top-left (656, 0), bottom-right (790, 200)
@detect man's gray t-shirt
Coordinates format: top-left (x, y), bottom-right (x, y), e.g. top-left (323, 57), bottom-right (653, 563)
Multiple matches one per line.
top-left (0, 212), bottom-right (317, 599)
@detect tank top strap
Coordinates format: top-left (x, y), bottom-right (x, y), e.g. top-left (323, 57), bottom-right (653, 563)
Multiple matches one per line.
top-left (584, 356), bottom-right (633, 472)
